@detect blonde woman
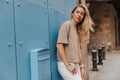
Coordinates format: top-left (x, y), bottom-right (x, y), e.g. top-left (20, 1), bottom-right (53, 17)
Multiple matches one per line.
top-left (56, 4), bottom-right (94, 80)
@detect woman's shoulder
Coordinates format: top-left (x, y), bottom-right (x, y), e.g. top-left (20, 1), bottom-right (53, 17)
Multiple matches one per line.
top-left (60, 21), bottom-right (71, 29)
top-left (60, 20), bottom-right (71, 32)
top-left (62, 20), bottom-right (71, 26)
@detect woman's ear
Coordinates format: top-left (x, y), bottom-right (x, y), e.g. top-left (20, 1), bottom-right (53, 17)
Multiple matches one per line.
top-left (71, 14), bottom-right (73, 18)
top-left (72, 13), bottom-right (73, 15)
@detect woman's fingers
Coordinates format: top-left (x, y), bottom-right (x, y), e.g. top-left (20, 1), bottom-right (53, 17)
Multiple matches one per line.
top-left (81, 69), bottom-right (86, 80)
top-left (66, 64), bottom-right (77, 75)
top-left (72, 68), bottom-right (77, 75)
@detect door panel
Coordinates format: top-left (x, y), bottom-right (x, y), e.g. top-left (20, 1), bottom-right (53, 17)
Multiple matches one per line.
top-left (0, 0), bottom-right (17, 80)
top-left (14, 0), bottom-right (49, 80)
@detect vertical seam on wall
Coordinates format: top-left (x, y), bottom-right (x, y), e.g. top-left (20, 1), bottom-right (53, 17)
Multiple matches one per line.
top-left (12, 0), bottom-right (18, 80)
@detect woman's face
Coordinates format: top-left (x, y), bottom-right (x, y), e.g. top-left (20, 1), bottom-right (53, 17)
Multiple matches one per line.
top-left (72, 7), bottom-right (85, 24)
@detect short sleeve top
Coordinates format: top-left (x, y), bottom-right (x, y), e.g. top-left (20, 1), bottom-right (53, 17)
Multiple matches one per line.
top-left (57, 20), bottom-right (81, 63)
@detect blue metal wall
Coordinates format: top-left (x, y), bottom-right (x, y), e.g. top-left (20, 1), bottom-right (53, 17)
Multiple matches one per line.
top-left (14, 0), bottom-right (49, 80)
top-left (0, 0), bottom-right (17, 80)
top-left (0, 0), bottom-right (76, 80)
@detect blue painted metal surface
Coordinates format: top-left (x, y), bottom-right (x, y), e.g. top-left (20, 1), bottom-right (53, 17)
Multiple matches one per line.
top-left (0, 0), bottom-right (17, 80)
top-left (14, 0), bottom-right (49, 80)
top-left (30, 48), bottom-right (51, 80)
top-left (0, 0), bottom-right (76, 80)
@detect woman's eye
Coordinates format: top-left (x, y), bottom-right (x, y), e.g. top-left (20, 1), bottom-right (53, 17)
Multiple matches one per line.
top-left (75, 11), bottom-right (84, 16)
top-left (81, 13), bottom-right (84, 16)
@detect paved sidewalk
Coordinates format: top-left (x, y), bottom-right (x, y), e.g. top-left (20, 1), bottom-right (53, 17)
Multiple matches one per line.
top-left (88, 50), bottom-right (120, 80)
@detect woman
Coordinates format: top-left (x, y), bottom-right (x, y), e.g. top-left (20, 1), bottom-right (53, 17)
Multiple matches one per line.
top-left (56, 4), bottom-right (94, 80)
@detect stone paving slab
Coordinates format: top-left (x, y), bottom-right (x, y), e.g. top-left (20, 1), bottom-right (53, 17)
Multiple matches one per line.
top-left (88, 51), bottom-right (120, 80)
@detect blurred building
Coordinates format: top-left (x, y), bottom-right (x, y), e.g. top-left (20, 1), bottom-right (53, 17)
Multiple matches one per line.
top-left (78, 0), bottom-right (120, 51)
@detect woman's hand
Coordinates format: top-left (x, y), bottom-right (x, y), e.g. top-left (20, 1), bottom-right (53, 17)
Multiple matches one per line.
top-left (81, 68), bottom-right (86, 80)
top-left (66, 64), bottom-right (77, 75)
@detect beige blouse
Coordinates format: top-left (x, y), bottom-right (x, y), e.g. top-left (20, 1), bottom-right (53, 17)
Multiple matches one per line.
top-left (57, 21), bottom-right (81, 63)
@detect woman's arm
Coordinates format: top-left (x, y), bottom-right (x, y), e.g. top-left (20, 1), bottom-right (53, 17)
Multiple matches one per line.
top-left (79, 59), bottom-right (86, 80)
top-left (56, 43), bottom-right (69, 66)
top-left (56, 43), bottom-right (76, 75)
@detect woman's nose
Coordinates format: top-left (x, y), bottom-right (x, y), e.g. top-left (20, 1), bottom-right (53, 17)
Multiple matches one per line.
top-left (78, 14), bottom-right (82, 17)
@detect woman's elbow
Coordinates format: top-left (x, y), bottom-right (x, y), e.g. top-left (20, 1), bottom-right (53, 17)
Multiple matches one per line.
top-left (56, 43), bottom-right (62, 48)
top-left (56, 44), bottom-right (59, 48)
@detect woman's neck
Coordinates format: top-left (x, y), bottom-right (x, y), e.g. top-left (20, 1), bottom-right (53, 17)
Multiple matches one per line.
top-left (70, 19), bottom-right (77, 26)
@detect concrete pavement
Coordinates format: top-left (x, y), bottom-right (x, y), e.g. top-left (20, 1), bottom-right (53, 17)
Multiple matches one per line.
top-left (88, 50), bottom-right (120, 80)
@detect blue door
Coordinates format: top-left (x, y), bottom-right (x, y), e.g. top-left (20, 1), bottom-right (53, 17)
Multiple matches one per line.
top-left (14, 0), bottom-right (50, 80)
top-left (0, 0), bottom-right (76, 80)
top-left (0, 0), bottom-right (17, 80)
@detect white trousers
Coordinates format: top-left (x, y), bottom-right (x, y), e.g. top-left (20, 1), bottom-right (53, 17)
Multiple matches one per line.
top-left (58, 62), bottom-right (82, 80)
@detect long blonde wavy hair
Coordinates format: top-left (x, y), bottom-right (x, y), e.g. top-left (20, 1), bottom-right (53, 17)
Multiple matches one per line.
top-left (72, 4), bottom-right (94, 44)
